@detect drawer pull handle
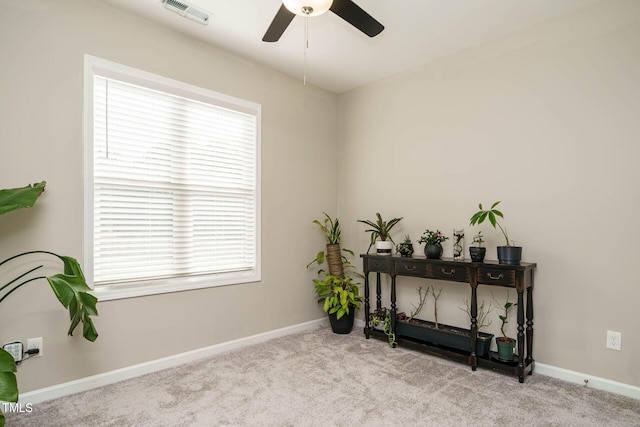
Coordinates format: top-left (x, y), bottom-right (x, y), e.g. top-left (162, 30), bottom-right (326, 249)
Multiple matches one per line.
top-left (374, 262), bottom-right (384, 268)
top-left (441, 268), bottom-right (455, 275)
top-left (487, 272), bottom-right (504, 280)
top-left (404, 265), bottom-right (417, 271)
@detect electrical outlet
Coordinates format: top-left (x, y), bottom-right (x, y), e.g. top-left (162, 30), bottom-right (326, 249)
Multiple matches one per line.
top-left (606, 330), bottom-right (621, 351)
top-left (27, 337), bottom-right (43, 357)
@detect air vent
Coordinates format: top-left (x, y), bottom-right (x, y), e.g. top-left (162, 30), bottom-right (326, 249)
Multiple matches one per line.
top-left (162, 0), bottom-right (210, 25)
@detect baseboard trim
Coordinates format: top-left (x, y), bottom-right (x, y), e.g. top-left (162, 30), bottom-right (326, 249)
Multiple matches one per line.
top-left (20, 318), bottom-right (639, 404)
top-left (535, 362), bottom-right (640, 400)
top-left (19, 318), bottom-right (328, 405)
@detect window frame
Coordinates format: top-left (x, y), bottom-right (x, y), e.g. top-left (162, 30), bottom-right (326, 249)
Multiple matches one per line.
top-left (83, 55), bottom-right (261, 301)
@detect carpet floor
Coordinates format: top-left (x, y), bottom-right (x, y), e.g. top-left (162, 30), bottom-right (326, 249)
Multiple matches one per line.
top-left (6, 326), bottom-right (640, 426)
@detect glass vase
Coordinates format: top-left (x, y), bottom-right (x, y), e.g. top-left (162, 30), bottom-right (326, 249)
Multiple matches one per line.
top-left (453, 228), bottom-right (464, 261)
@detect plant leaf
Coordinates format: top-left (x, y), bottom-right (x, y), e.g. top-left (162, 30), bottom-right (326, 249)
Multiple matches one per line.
top-left (0, 182), bottom-right (46, 216)
top-left (491, 201), bottom-right (501, 209)
top-left (0, 349), bottom-right (18, 404)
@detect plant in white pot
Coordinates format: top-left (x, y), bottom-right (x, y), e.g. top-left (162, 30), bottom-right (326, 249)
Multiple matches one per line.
top-left (469, 201), bottom-right (522, 265)
top-left (358, 213), bottom-right (403, 255)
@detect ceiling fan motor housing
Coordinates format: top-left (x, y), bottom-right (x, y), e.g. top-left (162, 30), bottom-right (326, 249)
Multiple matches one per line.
top-left (283, 0), bottom-right (334, 16)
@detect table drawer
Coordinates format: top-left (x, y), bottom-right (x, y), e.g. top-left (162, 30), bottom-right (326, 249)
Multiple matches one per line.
top-left (396, 259), bottom-right (427, 277)
top-left (429, 264), bottom-right (470, 282)
top-left (365, 257), bottom-right (393, 273)
top-left (477, 267), bottom-right (516, 286)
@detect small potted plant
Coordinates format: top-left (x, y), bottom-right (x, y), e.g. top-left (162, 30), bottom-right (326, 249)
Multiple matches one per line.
top-left (493, 291), bottom-right (517, 361)
top-left (469, 201), bottom-right (522, 265)
top-left (313, 274), bottom-right (363, 334)
top-left (469, 231), bottom-right (486, 262)
top-left (418, 229), bottom-right (449, 259)
top-left (396, 235), bottom-right (414, 257)
top-left (358, 213), bottom-right (403, 255)
top-left (370, 307), bottom-right (396, 347)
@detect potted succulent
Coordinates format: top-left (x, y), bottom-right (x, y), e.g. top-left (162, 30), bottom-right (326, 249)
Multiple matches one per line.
top-left (358, 213), bottom-right (403, 255)
top-left (493, 291), bottom-right (517, 361)
top-left (313, 274), bottom-right (363, 334)
top-left (396, 235), bottom-right (414, 257)
top-left (418, 229), bottom-right (449, 259)
top-left (469, 201), bottom-right (522, 265)
top-left (469, 231), bottom-right (486, 262)
top-left (0, 182), bottom-right (99, 427)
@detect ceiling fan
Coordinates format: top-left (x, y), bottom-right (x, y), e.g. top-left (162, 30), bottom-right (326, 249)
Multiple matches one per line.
top-left (262, 0), bottom-right (384, 42)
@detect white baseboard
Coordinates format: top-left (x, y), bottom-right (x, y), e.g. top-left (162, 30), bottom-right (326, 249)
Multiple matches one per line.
top-left (20, 318), bottom-right (639, 404)
top-left (19, 318), bottom-right (328, 405)
top-left (535, 363), bottom-right (640, 400)
top-left (355, 318), bottom-right (639, 399)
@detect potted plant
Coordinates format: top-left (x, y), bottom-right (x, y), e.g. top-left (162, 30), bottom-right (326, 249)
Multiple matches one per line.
top-left (0, 182), bottom-right (99, 427)
top-left (307, 212), bottom-right (353, 278)
top-left (313, 274), bottom-right (363, 334)
top-left (370, 307), bottom-right (396, 347)
top-left (358, 213), bottom-right (403, 255)
top-left (395, 286), bottom-right (494, 357)
top-left (469, 231), bottom-right (486, 262)
top-left (418, 229), bottom-right (449, 259)
top-left (469, 201), bottom-right (522, 265)
top-left (396, 235), bottom-right (414, 257)
top-left (493, 291), bottom-right (517, 361)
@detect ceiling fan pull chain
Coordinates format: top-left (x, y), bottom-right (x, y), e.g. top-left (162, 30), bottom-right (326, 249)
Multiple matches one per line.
top-left (303, 14), bottom-right (308, 86)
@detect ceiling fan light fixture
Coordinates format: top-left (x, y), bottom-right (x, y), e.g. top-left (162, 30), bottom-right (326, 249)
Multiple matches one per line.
top-left (283, 0), bottom-right (333, 17)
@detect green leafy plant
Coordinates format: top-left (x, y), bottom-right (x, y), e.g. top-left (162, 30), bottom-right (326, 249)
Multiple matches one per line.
top-left (370, 307), bottom-right (396, 347)
top-left (312, 212), bottom-right (341, 245)
top-left (357, 213), bottom-right (403, 253)
top-left (493, 291), bottom-right (517, 338)
top-left (313, 274), bottom-right (363, 320)
top-left (469, 201), bottom-right (513, 246)
top-left (418, 229), bottom-right (449, 246)
top-left (307, 213), bottom-right (361, 279)
top-left (0, 182), bottom-right (98, 427)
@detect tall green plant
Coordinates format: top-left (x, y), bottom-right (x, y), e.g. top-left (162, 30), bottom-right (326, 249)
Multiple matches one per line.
top-left (0, 182), bottom-right (98, 427)
top-left (469, 201), bottom-right (512, 246)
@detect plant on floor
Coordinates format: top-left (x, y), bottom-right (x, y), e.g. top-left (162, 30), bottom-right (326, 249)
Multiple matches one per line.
top-left (313, 274), bottom-right (362, 328)
top-left (358, 213), bottom-right (403, 254)
top-left (307, 212), bottom-right (359, 279)
top-left (492, 291), bottom-right (517, 361)
top-left (370, 307), bottom-right (396, 347)
top-left (0, 182), bottom-right (99, 427)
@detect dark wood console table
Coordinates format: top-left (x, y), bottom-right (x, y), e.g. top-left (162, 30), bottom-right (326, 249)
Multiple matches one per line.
top-left (361, 254), bottom-right (536, 382)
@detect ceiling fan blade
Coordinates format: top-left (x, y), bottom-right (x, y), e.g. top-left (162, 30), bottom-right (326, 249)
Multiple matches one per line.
top-left (330, 0), bottom-right (384, 38)
top-left (262, 4), bottom-right (296, 42)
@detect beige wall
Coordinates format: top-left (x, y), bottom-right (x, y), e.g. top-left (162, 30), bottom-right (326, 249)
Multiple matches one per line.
top-left (2, 0), bottom-right (639, 394)
top-left (338, 0), bottom-right (640, 386)
top-left (0, 0), bottom-right (336, 392)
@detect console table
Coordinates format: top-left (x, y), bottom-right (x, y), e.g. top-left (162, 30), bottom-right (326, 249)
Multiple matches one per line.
top-left (361, 254), bottom-right (536, 382)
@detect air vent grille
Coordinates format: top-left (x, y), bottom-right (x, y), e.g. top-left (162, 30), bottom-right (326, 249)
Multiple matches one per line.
top-left (162, 0), bottom-right (210, 25)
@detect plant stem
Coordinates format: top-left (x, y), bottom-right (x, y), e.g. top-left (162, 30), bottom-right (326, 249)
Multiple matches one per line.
top-left (0, 276), bottom-right (46, 304)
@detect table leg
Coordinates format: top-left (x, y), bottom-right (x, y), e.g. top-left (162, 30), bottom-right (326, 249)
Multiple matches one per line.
top-left (517, 290), bottom-right (525, 383)
top-left (390, 275), bottom-right (397, 348)
top-left (470, 284), bottom-right (478, 370)
top-left (364, 272), bottom-right (370, 339)
top-left (526, 285), bottom-right (534, 373)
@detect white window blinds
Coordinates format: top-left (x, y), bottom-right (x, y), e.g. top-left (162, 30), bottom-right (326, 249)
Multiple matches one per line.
top-left (88, 61), bottom-right (259, 295)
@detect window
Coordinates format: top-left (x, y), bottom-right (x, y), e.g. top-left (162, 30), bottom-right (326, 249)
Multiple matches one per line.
top-left (84, 55), bottom-right (261, 300)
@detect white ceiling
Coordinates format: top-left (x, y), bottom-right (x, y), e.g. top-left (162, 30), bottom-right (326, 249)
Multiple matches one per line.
top-left (100, 0), bottom-right (600, 93)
